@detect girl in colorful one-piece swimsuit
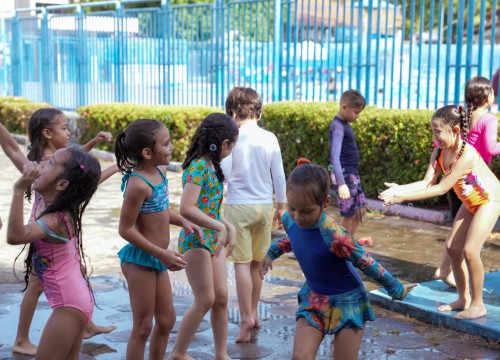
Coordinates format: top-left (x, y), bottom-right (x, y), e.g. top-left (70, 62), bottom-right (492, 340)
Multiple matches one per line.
top-left (380, 105), bottom-right (500, 321)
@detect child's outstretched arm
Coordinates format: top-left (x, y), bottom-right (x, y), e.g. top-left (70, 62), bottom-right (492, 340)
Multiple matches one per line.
top-left (0, 121), bottom-right (29, 172)
top-left (380, 146), bottom-right (476, 206)
top-left (98, 164), bottom-right (119, 184)
top-left (7, 163), bottom-right (46, 245)
top-left (321, 215), bottom-right (415, 300)
top-left (380, 148), bottom-right (441, 197)
top-left (80, 131), bottom-right (113, 153)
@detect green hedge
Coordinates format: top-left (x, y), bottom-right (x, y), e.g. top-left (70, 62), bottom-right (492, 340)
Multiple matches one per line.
top-left (76, 103), bottom-right (218, 161)
top-left (1, 98), bottom-right (497, 206)
top-left (0, 101), bottom-right (51, 133)
top-left (263, 101), bottom-right (500, 204)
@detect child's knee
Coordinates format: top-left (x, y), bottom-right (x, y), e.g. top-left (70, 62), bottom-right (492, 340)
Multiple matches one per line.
top-left (463, 245), bottom-right (481, 262)
top-left (156, 313), bottom-right (176, 333)
top-left (213, 291), bottom-right (228, 309)
top-left (133, 317), bottom-right (154, 339)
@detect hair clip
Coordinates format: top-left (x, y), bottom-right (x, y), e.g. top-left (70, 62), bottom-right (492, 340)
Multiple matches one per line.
top-left (27, 144), bottom-right (32, 151)
top-left (202, 127), bottom-right (207, 133)
top-left (296, 158), bottom-right (311, 166)
top-left (209, 144), bottom-right (217, 152)
top-left (327, 164), bottom-right (334, 172)
top-left (79, 164), bottom-right (86, 170)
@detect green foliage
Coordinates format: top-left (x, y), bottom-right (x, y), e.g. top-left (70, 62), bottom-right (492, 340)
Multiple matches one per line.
top-left (0, 101), bottom-right (51, 134)
top-left (76, 103), bottom-right (218, 161)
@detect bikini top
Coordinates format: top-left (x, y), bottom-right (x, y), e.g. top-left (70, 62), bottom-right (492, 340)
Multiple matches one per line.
top-left (121, 168), bottom-right (169, 214)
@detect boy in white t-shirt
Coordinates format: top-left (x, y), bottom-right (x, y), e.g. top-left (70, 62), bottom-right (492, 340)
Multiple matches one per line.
top-left (221, 87), bottom-right (287, 343)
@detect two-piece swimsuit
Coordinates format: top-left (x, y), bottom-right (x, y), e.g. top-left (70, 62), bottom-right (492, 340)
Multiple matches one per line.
top-left (118, 168), bottom-right (170, 271)
top-left (31, 197), bottom-right (94, 323)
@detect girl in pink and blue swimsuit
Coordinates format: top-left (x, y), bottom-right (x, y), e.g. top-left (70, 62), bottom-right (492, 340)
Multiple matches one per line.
top-left (6, 147), bottom-right (101, 360)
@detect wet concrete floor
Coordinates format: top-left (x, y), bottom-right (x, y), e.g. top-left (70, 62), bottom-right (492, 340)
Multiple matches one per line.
top-left (0, 147), bottom-right (499, 359)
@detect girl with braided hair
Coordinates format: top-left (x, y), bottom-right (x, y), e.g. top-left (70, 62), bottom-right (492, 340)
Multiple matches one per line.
top-left (380, 105), bottom-right (500, 320)
top-left (435, 76), bottom-right (500, 287)
top-left (169, 113), bottom-right (238, 360)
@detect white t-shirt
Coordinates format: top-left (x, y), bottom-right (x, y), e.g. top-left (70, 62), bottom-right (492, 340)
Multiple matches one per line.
top-left (221, 121), bottom-right (286, 204)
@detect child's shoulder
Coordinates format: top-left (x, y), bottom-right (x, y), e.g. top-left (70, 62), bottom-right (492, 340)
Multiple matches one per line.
top-left (185, 158), bottom-right (209, 173)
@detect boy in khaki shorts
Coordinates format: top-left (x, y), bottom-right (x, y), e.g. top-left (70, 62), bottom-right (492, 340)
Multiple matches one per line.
top-left (221, 87), bottom-right (286, 343)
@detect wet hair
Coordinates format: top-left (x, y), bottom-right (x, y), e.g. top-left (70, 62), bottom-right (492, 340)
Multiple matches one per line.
top-left (182, 113), bottom-right (239, 182)
top-left (431, 105), bottom-right (468, 175)
top-left (464, 76), bottom-right (493, 125)
top-left (25, 108), bottom-right (65, 201)
top-left (340, 90), bottom-right (366, 108)
top-left (287, 159), bottom-right (331, 206)
top-left (21, 147), bottom-right (101, 294)
top-left (115, 119), bottom-right (166, 173)
top-left (225, 87), bottom-right (262, 120)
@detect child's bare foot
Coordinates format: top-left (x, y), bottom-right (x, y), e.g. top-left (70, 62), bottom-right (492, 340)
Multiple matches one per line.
top-left (168, 353), bottom-right (195, 360)
top-left (455, 305), bottom-right (487, 320)
top-left (253, 317), bottom-right (262, 329)
top-left (215, 355), bottom-right (232, 360)
top-left (433, 268), bottom-right (456, 288)
top-left (357, 236), bottom-right (374, 247)
top-left (437, 299), bottom-right (470, 312)
top-left (235, 317), bottom-right (255, 343)
top-left (12, 339), bottom-right (37, 356)
top-left (82, 323), bottom-right (117, 339)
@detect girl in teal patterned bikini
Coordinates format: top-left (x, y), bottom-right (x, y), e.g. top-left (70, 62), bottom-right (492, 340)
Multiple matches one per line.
top-left (169, 113), bottom-right (239, 360)
top-left (260, 159), bottom-right (416, 360)
top-left (115, 119), bottom-right (201, 360)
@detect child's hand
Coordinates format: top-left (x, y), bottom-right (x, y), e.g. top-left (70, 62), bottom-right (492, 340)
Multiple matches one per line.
top-left (181, 220), bottom-right (203, 240)
top-left (15, 162), bottom-right (40, 191)
top-left (224, 222), bottom-right (236, 257)
top-left (392, 283), bottom-right (417, 301)
top-left (93, 131), bottom-right (113, 144)
top-left (160, 249), bottom-right (187, 271)
top-left (338, 184), bottom-right (350, 200)
top-left (378, 191), bottom-right (403, 206)
top-left (260, 257), bottom-right (273, 279)
top-left (213, 225), bottom-right (228, 257)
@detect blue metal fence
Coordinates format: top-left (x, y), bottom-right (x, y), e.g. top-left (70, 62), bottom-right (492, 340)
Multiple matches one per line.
top-left (0, 0), bottom-right (498, 109)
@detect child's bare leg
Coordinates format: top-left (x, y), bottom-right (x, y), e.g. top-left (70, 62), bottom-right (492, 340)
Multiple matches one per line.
top-left (211, 250), bottom-right (230, 360)
top-left (434, 249), bottom-right (456, 287)
top-left (13, 274), bottom-right (43, 355)
top-left (291, 318), bottom-right (324, 360)
top-left (456, 201), bottom-right (500, 320)
top-left (149, 271), bottom-right (176, 360)
top-left (438, 208), bottom-right (471, 312)
top-left (169, 249), bottom-right (214, 360)
top-left (234, 261), bottom-right (255, 343)
top-left (340, 213), bottom-right (359, 235)
top-left (333, 326), bottom-right (364, 360)
top-left (121, 262), bottom-right (156, 360)
top-left (82, 321), bottom-right (117, 339)
top-left (250, 260), bottom-right (263, 329)
top-left (35, 307), bottom-right (86, 360)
